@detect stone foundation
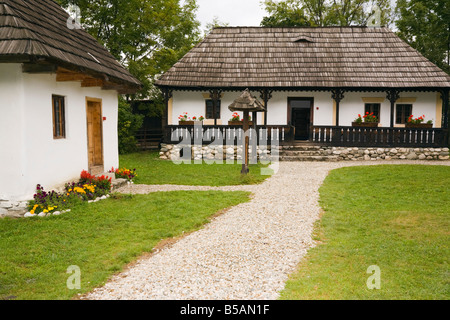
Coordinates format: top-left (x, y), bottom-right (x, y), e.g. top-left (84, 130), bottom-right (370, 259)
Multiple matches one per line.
top-left (160, 143), bottom-right (450, 162)
top-left (295, 146), bottom-right (450, 161)
top-left (159, 143), bottom-right (278, 162)
top-left (0, 199), bottom-right (29, 219)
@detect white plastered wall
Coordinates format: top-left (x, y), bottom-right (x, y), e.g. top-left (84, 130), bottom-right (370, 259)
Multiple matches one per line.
top-left (0, 63), bottom-right (119, 201)
top-left (171, 90), bottom-right (441, 128)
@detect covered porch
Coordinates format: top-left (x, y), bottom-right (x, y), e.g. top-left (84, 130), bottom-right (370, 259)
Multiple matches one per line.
top-left (161, 87), bottom-right (450, 148)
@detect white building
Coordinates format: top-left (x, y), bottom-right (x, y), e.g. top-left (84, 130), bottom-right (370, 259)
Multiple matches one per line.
top-left (156, 27), bottom-right (450, 148)
top-left (0, 0), bottom-right (140, 210)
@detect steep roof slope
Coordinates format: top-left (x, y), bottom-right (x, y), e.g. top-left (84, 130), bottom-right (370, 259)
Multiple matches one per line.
top-left (0, 0), bottom-right (141, 89)
top-left (156, 26), bottom-right (450, 89)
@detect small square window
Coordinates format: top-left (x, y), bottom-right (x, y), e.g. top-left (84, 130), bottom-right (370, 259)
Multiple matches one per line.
top-left (396, 104), bottom-right (413, 124)
top-left (52, 95), bottom-right (66, 139)
top-left (205, 100), bottom-right (221, 119)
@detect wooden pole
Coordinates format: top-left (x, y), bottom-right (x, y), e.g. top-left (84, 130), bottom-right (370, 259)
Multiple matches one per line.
top-left (242, 110), bottom-right (250, 175)
top-left (332, 89), bottom-right (344, 127)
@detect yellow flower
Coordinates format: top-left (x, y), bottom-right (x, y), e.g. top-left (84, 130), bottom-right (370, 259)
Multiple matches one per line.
top-left (30, 210), bottom-right (35, 214)
top-left (43, 209), bottom-right (49, 213)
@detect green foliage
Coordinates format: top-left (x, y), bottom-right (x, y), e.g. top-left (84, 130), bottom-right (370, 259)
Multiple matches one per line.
top-left (204, 17), bottom-right (230, 35)
top-left (395, 0), bottom-right (450, 75)
top-left (118, 97), bottom-right (144, 154)
top-left (261, 0), bottom-right (393, 27)
top-left (56, 0), bottom-right (201, 99)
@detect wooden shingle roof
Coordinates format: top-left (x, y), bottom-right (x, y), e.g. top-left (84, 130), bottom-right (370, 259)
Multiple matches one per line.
top-left (156, 26), bottom-right (450, 90)
top-left (0, 0), bottom-right (141, 90)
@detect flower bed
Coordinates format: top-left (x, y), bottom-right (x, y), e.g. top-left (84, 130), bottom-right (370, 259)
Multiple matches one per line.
top-left (109, 167), bottom-right (137, 181)
top-left (25, 170), bottom-right (113, 218)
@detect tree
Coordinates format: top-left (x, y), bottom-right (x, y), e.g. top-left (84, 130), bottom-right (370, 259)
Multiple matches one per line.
top-left (261, 0), bottom-right (393, 27)
top-left (204, 17), bottom-right (230, 35)
top-left (57, 0), bottom-right (201, 153)
top-left (117, 97), bottom-right (144, 154)
top-left (395, 0), bottom-right (450, 75)
top-left (57, 0), bottom-right (201, 99)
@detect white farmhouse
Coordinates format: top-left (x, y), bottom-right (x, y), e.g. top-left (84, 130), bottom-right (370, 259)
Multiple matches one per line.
top-left (0, 0), bottom-right (141, 213)
top-left (156, 27), bottom-right (450, 159)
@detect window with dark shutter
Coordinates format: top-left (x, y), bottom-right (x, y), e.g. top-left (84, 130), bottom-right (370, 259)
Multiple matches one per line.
top-left (205, 99), bottom-right (221, 119)
top-left (364, 103), bottom-right (381, 122)
top-left (396, 104), bottom-right (413, 124)
top-left (52, 95), bottom-right (66, 139)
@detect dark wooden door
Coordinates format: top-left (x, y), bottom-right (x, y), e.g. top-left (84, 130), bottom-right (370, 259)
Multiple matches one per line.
top-left (292, 108), bottom-right (311, 140)
top-left (86, 100), bottom-right (104, 174)
top-left (289, 98), bottom-right (313, 141)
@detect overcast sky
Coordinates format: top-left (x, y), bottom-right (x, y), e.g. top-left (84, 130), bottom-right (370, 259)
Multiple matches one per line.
top-left (195, 0), bottom-right (399, 32)
top-left (195, 0), bottom-right (267, 30)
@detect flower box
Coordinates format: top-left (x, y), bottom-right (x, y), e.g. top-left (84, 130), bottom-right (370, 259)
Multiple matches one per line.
top-left (405, 123), bottom-right (433, 129)
top-left (179, 121), bottom-right (203, 126)
top-left (352, 122), bottom-right (379, 128)
top-left (228, 121), bottom-right (254, 126)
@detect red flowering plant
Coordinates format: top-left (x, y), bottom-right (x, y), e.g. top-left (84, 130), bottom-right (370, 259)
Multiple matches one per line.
top-left (27, 170), bottom-right (112, 216)
top-left (355, 112), bottom-right (378, 123)
top-left (408, 115), bottom-right (433, 125)
top-left (178, 112), bottom-right (190, 122)
top-left (179, 113), bottom-right (205, 122)
top-left (229, 112), bottom-right (240, 122)
top-left (229, 112), bottom-right (251, 122)
top-left (109, 167), bottom-right (137, 182)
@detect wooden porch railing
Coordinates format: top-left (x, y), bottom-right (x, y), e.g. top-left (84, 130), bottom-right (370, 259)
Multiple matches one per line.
top-left (163, 125), bottom-right (448, 148)
top-left (136, 129), bottom-right (163, 150)
top-left (312, 126), bottom-right (449, 148)
top-left (164, 125), bottom-right (294, 145)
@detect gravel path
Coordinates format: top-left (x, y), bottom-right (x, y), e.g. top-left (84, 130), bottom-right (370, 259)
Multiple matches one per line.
top-left (85, 160), bottom-right (449, 300)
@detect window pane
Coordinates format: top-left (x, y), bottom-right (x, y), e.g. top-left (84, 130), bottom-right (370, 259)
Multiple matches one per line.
top-left (54, 99), bottom-right (60, 137)
top-left (52, 95), bottom-right (65, 138)
top-left (364, 103), bottom-right (380, 121)
top-left (205, 100), bottom-right (221, 119)
top-left (396, 104), bottom-right (412, 124)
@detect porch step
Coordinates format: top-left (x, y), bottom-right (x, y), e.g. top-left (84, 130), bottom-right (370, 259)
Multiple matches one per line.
top-left (282, 145), bottom-right (323, 151)
top-left (94, 172), bottom-right (128, 191)
top-left (279, 145), bottom-right (339, 162)
top-left (280, 155), bottom-right (339, 162)
top-left (282, 150), bottom-right (332, 156)
top-left (111, 178), bottom-right (128, 191)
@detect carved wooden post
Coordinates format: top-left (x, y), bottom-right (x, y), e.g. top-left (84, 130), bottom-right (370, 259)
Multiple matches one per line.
top-left (260, 89), bottom-right (273, 126)
top-left (209, 89), bottom-right (222, 126)
top-left (440, 89), bottom-right (449, 129)
top-left (162, 88), bottom-right (173, 142)
top-left (331, 89), bottom-right (345, 127)
top-left (440, 89), bottom-right (450, 145)
top-left (242, 110), bottom-right (250, 175)
top-left (386, 89), bottom-right (400, 128)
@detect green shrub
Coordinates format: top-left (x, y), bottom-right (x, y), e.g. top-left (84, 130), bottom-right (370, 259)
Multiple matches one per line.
top-left (118, 97), bottom-right (144, 154)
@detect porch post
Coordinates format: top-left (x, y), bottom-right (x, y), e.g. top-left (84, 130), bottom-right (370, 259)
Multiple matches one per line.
top-left (441, 89), bottom-right (449, 129)
top-left (331, 89), bottom-right (345, 127)
top-left (260, 89), bottom-right (273, 126)
top-left (386, 89), bottom-right (400, 128)
top-left (162, 87), bottom-right (173, 142)
top-left (209, 89), bottom-right (222, 126)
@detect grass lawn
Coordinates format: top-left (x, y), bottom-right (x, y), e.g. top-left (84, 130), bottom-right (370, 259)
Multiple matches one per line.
top-left (0, 190), bottom-right (250, 300)
top-left (119, 151), bottom-right (272, 186)
top-left (280, 165), bottom-right (449, 300)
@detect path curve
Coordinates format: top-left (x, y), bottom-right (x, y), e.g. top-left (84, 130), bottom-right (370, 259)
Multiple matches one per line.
top-left (85, 160), bottom-right (449, 300)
